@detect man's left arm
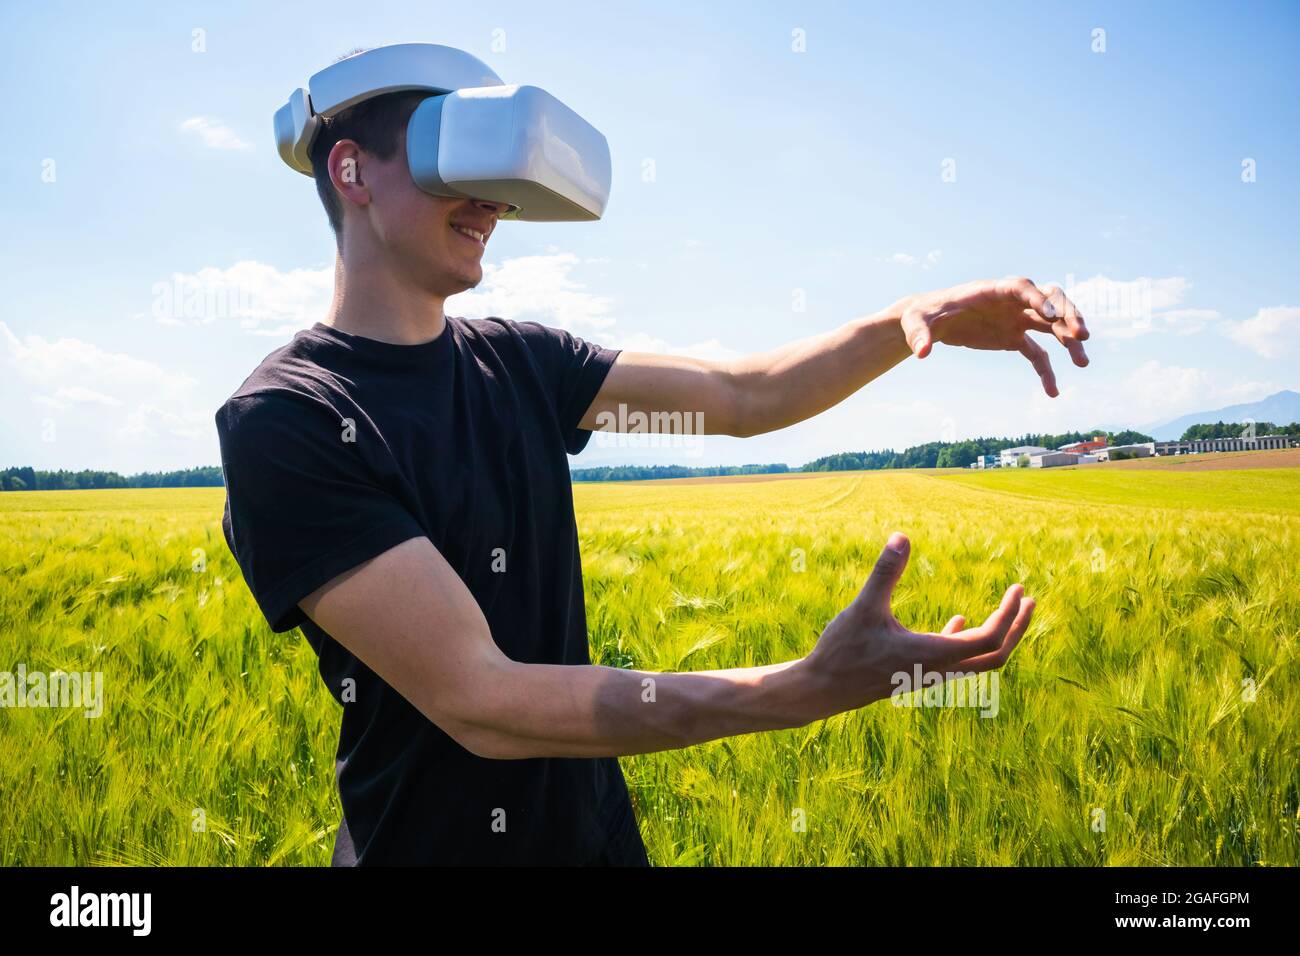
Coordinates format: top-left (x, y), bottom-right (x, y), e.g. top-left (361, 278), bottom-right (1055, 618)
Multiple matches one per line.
top-left (580, 276), bottom-right (1090, 438)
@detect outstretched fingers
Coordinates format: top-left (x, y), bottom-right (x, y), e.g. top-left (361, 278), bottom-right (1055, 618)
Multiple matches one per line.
top-left (1041, 284), bottom-right (1091, 344)
top-left (1007, 278), bottom-right (1091, 371)
top-left (951, 594), bottom-right (1036, 672)
top-left (999, 276), bottom-right (1055, 324)
top-left (1018, 334), bottom-right (1059, 397)
top-left (1039, 285), bottom-right (1091, 368)
top-left (919, 583), bottom-right (1026, 666)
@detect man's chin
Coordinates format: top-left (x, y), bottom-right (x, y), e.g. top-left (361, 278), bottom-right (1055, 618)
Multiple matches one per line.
top-left (451, 267), bottom-right (482, 293)
top-left (423, 264), bottom-right (482, 298)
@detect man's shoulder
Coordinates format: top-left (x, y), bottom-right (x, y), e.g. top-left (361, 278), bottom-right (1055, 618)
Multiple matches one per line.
top-left (455, 314), bottom-right (570, 344)
top-left (454, 315), bottom-right (589, 369)
top-left (215, 330), bottom-right (342, 435)
top-left (455, 314), bottom-right (527, 344)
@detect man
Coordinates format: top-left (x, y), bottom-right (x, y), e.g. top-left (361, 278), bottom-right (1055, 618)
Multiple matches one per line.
top-left (216, 59), bottom-right (1090, 866)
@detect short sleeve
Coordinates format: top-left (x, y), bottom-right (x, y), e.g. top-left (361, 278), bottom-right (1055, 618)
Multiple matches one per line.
top-left (215, 392), bottom-right (427, 633)
top-left (512, 321), bottom-right (621, 454)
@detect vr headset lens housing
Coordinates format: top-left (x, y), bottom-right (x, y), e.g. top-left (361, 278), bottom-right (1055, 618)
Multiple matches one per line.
top-left (275, 43), bottom-right (611, 222)
top-left (407, 85), bottom-right (611, 221)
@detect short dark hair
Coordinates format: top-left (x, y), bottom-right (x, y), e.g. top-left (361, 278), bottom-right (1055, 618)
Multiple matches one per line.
top-left (307, 54), bottom-right (430, 241)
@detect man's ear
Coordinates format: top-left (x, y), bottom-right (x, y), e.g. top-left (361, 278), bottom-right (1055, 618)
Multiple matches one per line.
top-left (328, 139), bottom-right (370, 210)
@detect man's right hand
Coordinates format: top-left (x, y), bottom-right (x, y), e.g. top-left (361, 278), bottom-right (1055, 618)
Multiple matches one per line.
top-left (799, 532), bottom-right (1036, 718)
top-left (298, 531), bottom-right (1036, 759)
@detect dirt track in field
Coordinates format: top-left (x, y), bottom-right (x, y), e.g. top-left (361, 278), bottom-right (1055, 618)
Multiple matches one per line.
top-left (1097, 448), bottom-right (1300, 471)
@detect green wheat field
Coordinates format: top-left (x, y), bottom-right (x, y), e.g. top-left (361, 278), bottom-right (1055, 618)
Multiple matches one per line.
top-left (2, 466), bottom-right (1297, 866)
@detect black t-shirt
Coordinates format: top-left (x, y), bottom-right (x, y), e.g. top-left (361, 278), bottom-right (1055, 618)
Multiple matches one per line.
top-left (214, 316), bottom-right (647, 865)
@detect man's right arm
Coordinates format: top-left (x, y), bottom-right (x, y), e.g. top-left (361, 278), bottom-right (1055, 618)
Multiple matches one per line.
top-left (299, 532), bottom-right (1036, 760)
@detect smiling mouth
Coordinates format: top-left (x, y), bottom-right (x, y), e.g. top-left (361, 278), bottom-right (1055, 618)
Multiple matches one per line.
top-left (450, 224), bottom-right (488, 247)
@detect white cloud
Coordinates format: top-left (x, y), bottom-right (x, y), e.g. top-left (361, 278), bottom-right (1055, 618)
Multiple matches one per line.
top-left (1055, 274), bottom-right (1204, 339)
top-left (602, 331), bottom-right (740, 364)
top-left (160, 254), bottom-right (736, 361)
top-left (1050, 277), bottom-right (1298, 356)
top-left (1122, 361), bottom-right (1218, 414)
top-left (449, 253), bottom-right (616, 332)
top-left (451, 253), bottom-right (746, 359)
top-left (988, 359), bottom-right (1280, 438)
top-left (118, 404), bottom-right (210, 442)
top-left (149, 261), bottom-right (333, 333)
top-left (1, 322), bottom-right (196, 400)
top-left (1223, 305), bottom-right (1300, 359)
top-left (1157, 308), bottom-right (1221, 335)
top-left (32, 386), bottom-right (124, 410)
top-left (884, 249), bottom-right (942, 269)
top-left (179, 116), bottom-right (253, 151)
top-left (0, 321), bottom-right (207, 447)
top-left (150, 254), bottom-right (619, 337)
top-left (1095, 360), bottom-right (1275, 425)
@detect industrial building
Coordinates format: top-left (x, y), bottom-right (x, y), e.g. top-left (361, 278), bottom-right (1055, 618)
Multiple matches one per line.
top-left (965, 433), bottom-right (1294, 471)
top-left (1030, 451), bottom-right (1079, 468)
top-left (1097, 442), bottom-right (1155, 461)
top-left (1153, 434), bottom-right (1294, 455)
top-left (1058, 436), bottom-right (1108, 454)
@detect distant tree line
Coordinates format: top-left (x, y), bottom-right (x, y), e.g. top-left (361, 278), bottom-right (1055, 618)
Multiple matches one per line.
top-left (571, 463), bottom-right (790, 482)
top-left (803, 429), bottom-right (1157, 472)
top-left (0, 465), bottom-right (224, 491)
top-left (1180, 421), bottom-right (1300, 441)
top-left (13, 422), bottom-right (1295, 491)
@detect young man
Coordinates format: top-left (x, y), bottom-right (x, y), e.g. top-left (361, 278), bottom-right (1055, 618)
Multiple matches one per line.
top-left (216, 75), bottom-right (1090, 866)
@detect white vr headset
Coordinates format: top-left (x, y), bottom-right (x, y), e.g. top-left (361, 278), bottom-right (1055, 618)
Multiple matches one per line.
top-left (274, 43), bottom-right (611, 221)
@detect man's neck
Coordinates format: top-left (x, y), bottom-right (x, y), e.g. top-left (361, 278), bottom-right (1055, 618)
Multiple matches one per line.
top-left (322, 252), bottom-right (448, 346)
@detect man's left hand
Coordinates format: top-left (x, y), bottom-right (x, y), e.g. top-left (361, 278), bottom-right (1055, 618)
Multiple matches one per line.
top-left (899, 276), bottom-right (1091, 397)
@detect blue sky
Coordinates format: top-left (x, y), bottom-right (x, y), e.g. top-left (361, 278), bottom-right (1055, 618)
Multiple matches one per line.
top-left (2, 0), bottom-right (1298, 473)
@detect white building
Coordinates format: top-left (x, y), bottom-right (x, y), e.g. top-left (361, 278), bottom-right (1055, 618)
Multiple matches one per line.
top-left (1000, 445), bottom-right (1048, 467)
top-left (1030, 451), bottom-right (1079, 468)
top-left (1154, 435), bottom-right (1294, 455)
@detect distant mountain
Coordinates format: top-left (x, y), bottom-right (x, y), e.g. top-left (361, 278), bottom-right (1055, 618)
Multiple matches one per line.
top-left (1147, 390), bottom-right (1300, 441)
